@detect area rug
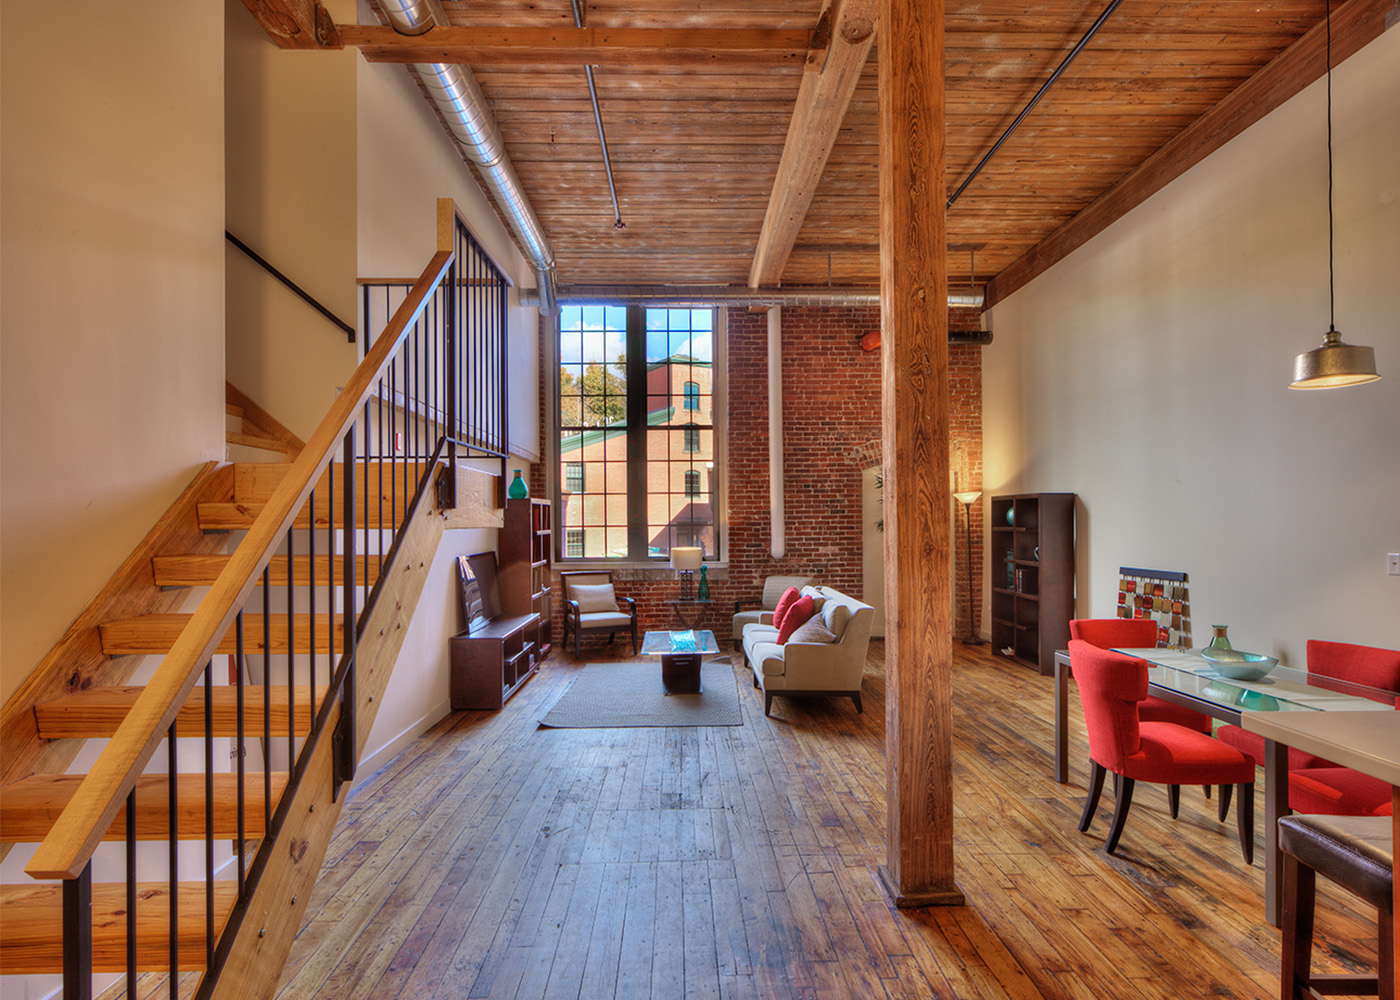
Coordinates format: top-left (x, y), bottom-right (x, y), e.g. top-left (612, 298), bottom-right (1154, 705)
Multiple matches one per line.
top-left (538, 660), bottom-right (742, 728)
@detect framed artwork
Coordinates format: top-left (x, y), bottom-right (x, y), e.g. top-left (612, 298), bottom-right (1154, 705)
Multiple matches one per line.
top-left (1117, 566), bottom-right (1191, 648)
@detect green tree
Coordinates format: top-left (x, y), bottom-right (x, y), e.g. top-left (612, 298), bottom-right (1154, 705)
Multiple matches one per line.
top-left (560, 357), bottom-right (626, 427)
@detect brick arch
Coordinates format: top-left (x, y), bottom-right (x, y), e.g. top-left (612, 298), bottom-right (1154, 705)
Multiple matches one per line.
top-left (850, 438), bottom-right (883, 469)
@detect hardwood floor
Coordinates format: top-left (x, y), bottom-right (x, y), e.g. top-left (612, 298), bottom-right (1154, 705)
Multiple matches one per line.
top-left (275, 642), bottom-right (1380, 999)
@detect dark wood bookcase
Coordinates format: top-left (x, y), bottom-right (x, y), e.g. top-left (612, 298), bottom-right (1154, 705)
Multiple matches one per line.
top-left (449, 613), bottom-right (540, 710)
top-left (989, 492), bottom-right (1075, 675)
top-left (499, 497), bottom-right (553, 659)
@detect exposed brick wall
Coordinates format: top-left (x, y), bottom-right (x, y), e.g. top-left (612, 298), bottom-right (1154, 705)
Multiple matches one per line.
top-left (532, 306), bottom-right (984, 652)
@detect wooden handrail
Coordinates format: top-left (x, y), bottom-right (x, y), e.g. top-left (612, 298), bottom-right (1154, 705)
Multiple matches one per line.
top-left (25, 249), bottom-right (455, 881)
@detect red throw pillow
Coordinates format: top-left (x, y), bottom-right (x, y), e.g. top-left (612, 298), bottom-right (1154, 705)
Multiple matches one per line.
top-left (777, 595), bottom-right (815, 644)
top-left (772, 587), bottom-right (801, 631)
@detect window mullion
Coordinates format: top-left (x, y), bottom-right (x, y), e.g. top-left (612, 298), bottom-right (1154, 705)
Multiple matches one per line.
top-left (625, 304), bottom-right (648, 560)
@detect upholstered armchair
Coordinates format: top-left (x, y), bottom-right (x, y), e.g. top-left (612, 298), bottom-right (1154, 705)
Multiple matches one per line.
top-left (560, 571), bottom-right (638, 659)
top-left (731, 574), bottom-right (815, 650)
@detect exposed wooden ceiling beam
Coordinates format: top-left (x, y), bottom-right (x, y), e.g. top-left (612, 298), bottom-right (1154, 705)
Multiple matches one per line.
top-left (982, 0), bottom-right (1397, 310)
top-left (747, 0), bottom-right (878, 289)
top-left (338, 25), bottom-right (811, 68)
top-left (239, 0), bottom-right (339, 49)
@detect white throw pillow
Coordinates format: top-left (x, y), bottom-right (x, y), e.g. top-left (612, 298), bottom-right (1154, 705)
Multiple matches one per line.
top-left (823, 602), bottom-right (851, 640)
top-left (571, 582), bottom-right (619, 613)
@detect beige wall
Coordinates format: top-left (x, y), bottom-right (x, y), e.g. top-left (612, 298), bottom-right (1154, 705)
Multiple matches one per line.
top-left (983, 27), bottom-right (1400, 663)
top-left (1, 2), bottom-right (227, 704)
top-left (225, 0), bottom-right (360, 438)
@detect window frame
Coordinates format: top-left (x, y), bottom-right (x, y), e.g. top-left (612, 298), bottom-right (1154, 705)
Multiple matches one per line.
top-left (550, 304), bottom-right (727, 567)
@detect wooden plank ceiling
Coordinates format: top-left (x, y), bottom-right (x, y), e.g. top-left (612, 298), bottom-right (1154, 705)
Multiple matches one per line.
top-left (299, 1), bottom-right (1387, 301)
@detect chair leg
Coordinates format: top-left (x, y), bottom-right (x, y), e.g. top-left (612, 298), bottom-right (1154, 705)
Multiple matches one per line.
top-left (632, 620), bottom-right (638, 655)
top-left (1078, 761), bottom-right (1107, 833)
top-left (1280, 851), bottom-right (1315, 1000)
top-left (1379, 906), bottom-right (1394, 1000)
top-left (1167, 784), bottom-right (1180, 819)
top-left (1104, 777), bottom-right (1135, 855)
top-left (1204, 784), bottom-right (1212, 800)
top-left (1235, 782), bottom-right (1254, 866)
top-left (764, 691), bottom-right (774, 717)
top-left (851, 691), bottom-right (862, 714)
top-left (1217, 783), bottom-right (1233, 823)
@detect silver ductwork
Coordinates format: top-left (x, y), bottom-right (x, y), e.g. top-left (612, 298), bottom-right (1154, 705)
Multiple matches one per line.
top-left (380, 0), bottom-right (559, 315)
top-left (520, 286), bottom-right (985, 310)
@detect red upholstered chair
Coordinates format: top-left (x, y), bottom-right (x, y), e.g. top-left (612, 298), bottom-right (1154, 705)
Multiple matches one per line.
top-left (1289, 767), bottom-right (1396, 817)
top-left (1216, 640), bottom-right (1400, 774)
top-left (1069, 619), bottom-right (1213, 733)
top-left (1070, 640), bottom-right (1255, 861)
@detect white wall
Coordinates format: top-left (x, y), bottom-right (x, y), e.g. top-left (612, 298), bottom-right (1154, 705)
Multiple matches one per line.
top-left (0, 2), bottom-right (227, 705)
top-left (982, 27), bottom-right (1400, 664)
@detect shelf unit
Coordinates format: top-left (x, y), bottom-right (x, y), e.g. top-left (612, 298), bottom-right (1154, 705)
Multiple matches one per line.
top-left (500, 496), bottom-right (552, 660)
top-left (449, 613), bottom-right (541, 710)
top-left (989, 492), bottom-right (1075, 675)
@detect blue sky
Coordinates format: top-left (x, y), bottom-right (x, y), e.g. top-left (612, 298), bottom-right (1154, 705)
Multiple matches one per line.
top-left (559, 306), bottom-right (713, 366)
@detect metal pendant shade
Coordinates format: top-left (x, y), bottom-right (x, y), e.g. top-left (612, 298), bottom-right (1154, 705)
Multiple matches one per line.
top-left (1288, 0), bottom-right (1380, 390)
top-left (1290, 327), bottom-right (1380, 389)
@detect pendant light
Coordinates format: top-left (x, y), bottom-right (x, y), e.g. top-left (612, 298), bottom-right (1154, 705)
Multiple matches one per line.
top-left (1289, 0), bottom-right (1380, 389)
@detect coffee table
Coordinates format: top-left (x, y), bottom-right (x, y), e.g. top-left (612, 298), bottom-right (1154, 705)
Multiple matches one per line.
top-left (641, 629), bottom-right (719, 694)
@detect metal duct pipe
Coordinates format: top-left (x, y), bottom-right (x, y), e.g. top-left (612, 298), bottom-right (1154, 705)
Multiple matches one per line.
top-left (380, 0), bottom-right (559, 315)
top-left (521, 286), bottom-right (985, 309)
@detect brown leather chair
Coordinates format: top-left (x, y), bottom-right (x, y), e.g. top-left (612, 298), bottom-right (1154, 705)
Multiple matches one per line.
top-left (560, 571), bottom-right (637, 658)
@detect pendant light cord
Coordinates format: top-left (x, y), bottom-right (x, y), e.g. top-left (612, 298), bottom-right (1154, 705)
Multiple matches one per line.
top-left (1326, 0), bottom-right (1335, 333)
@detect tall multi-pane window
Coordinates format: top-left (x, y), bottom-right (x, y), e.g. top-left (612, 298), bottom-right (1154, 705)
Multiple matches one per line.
top-left (557, 305), bottom-right (719, 561)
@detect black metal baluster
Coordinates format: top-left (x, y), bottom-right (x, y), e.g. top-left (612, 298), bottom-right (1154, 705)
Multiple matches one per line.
top-left (328, 457), bottom-right (336, 716)
top-left (235, 613), bottom-right (246, 894)
top-left (168, 721), bottom-right (178, 999)
top-left (286, 525), bottom-right (295, 769)
top-left (63, 861), bottom-right (93, 1000)
top-left (204, 660), bottom-right (214, 973)
top-left (127, 787), bottom-right (137, 993)
top-left (262, 567), bottom-right (271, 832)
top-left (309, 486), bottom-right (317, 716)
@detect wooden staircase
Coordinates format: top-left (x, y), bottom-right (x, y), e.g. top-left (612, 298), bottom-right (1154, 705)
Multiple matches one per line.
top-left (1, 206), bottom-right (506, 999)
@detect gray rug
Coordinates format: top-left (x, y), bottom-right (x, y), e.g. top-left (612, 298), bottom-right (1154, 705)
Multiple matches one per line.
top-left (539, 660), bottom-right (742, 728)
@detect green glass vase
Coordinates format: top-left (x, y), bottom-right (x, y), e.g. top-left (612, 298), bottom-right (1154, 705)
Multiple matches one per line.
top-left (508, 470), bottom-right (529, 499)
top-left (697, 564), bottom-right (710, 601)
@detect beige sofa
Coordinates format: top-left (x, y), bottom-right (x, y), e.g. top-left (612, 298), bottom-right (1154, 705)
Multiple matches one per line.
top-left (730, 573), bottom-right (815, 650)
top-left (740, 585), bottom-right (874, 717)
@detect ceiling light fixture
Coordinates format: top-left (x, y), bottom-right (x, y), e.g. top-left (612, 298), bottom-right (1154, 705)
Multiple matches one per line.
top-left (1289, 0), bottom-right (1380, 390)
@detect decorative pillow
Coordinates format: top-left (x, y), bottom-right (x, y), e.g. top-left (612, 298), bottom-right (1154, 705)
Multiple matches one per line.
top-left (772, 587), bottom-right (801, 630)
top-left (823, 601), bottom-right (852, 640)
top-left (799, 587), bottom-right (828, 616)
top-left (570, 582), bottom-right (619, 614)
top-left (787, 613), bottom-right (836, 644)
top-left (777, 595), bottom-right (815, 643)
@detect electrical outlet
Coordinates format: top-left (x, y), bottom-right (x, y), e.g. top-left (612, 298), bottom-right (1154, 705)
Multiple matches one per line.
top-left (1389, 553), bottom-right (1400, 576)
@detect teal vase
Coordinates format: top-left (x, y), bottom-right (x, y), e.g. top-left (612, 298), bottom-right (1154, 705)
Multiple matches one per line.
top-left (697, 564), bottom-right (710, 601)
top-left (508, 470), bottom-right (529, 499)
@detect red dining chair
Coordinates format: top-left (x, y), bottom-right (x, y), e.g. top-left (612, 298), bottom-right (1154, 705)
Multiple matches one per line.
top-left (1070, 640), bottom-right (1256, 861)
top-left (1216, 640), bottom-right (1400, 774)
top-left (1070, 619), bottom-right (1213, 733)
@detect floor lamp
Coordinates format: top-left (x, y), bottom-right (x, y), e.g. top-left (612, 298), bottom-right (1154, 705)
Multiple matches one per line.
top-left (953, 491), bottom-right (983, 644)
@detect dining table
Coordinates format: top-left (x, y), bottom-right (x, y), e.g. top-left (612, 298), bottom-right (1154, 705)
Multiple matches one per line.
top-left (1051, 645), bottom-right (1397, 924)
top-left (1241, 710), bottom-right (1399, 979)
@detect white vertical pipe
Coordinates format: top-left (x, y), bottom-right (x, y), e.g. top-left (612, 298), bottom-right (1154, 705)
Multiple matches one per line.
top-left (768, 306), bottom-right (785, 559)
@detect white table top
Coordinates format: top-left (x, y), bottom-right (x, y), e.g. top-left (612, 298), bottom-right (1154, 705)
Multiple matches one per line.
top-left (1242, 711), bottom-right (1400, 786)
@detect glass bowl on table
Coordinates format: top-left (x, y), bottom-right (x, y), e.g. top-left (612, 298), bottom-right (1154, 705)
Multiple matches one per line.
top-left (1200, 647), bottom-right (1279, 681)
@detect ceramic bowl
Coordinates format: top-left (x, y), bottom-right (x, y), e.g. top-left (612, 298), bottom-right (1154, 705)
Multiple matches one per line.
top-left (1200, 648), bottom-right (1279, 681)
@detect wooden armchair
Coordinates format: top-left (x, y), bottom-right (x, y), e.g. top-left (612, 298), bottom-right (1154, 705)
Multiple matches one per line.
top-left (560, 571), bottom-right (638, 659)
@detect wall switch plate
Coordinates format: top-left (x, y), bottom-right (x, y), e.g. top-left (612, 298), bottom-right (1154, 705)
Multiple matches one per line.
top-left (1389, 553), bottom-right (1400, 576)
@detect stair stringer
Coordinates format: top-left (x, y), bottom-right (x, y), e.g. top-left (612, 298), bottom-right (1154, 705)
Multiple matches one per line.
top-left (0, 461), bottom-right (234, 791)
top-left (204, 482), bottom-right (448, 1000)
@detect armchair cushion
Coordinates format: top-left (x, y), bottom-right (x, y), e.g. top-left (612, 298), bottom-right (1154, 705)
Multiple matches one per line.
top-left (570, 582), bottom-right (620, 614)
top-left (823, 601), bottom-right (851, 641)
top-left (777, 595), bottom-right (815, 643)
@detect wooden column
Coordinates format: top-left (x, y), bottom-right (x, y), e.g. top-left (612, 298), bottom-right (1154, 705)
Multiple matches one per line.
top-left (876, 0), bottom-right (963, 907)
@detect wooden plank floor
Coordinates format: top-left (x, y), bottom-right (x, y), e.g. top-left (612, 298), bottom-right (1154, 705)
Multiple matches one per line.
top-left (275, 642), bottom-right (1380, 999)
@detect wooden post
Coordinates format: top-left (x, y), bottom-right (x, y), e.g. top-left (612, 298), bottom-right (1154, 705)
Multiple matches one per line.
top-left (876, 0), bottom-right (963, 907)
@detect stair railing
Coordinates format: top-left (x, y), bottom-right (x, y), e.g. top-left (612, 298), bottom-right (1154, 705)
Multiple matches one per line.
top-left (25, 199), bottom-right (509, 999)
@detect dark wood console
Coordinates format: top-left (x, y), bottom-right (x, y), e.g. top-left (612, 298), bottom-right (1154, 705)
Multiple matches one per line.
top-left (449, 612), bottom-right (541, 710)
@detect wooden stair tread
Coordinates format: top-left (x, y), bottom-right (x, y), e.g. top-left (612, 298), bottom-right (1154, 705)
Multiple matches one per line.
top-left (0, 880), bottom-right (238, 973)
top-left (225, 402), bottom-right (245, 418)
top-left (152, 553), bottom-right (380, 588)
top-left (232, 460), bottom-right (428, 504)
top-left (226, 431), bottom-right (289, 453)
top-left (34, 685), bottom-right (327, 740)
top-left (98, 613), bottom-right (342, 655)
top-left (197, 501), bottom-right (405, 531)
top-left (1, 772), bottom-right (288, 844)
